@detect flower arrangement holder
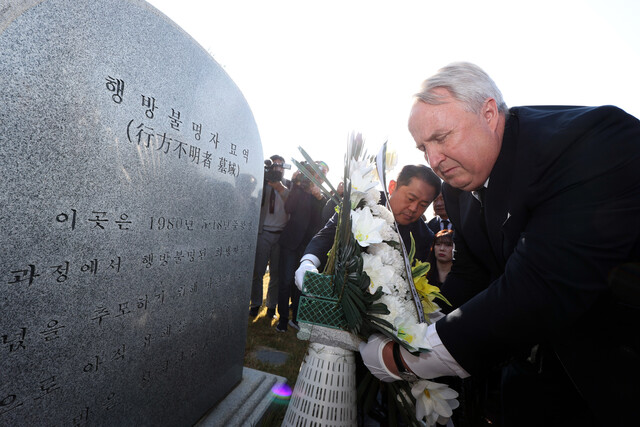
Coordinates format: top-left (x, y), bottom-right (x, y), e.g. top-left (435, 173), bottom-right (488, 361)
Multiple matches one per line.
top-left (297, 271), bottom-right (348, 330)
top-left (283, 343), bottom-right (357, 427)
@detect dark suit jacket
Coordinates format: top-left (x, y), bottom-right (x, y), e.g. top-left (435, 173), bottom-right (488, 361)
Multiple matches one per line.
top-left (437, 105), bottom-right (640, 425)
top-left (427, 217), bottom-right (440, 234)
top-left (305, 195), bottom-right (434, 269)
top-left (427, 216), bottom-right (452, 234)
top-left (278, 184), bottom-right (325, 252)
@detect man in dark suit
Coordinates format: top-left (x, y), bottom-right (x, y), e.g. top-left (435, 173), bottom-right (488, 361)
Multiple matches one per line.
top-left (359, 62), bottom-right (640, 426)
top-left (275, 162), bottom-right (327, 332)
top-left (426, 193), bottom-right (452, 234)
top-left (295, 165), bottom-right (441, 290)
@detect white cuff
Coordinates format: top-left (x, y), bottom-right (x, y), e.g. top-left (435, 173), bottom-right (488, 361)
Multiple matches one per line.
top-left (300, 253), bottom-right (320, 268)
top-left (401, 323), bottom-right (470, 379)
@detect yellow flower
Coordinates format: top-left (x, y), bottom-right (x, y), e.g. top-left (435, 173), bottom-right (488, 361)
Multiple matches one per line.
top-left (414, 275), bottom-right (441, 298)
top-left (413, 275), bottom-right (442, 314)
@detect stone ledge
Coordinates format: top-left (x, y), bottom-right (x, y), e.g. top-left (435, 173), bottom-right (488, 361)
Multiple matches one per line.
top-left (195, 367), bottom-right (287, 427)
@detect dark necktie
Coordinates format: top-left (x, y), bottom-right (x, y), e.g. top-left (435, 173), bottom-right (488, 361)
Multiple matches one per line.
top-left (474, 187), bottom-right (486, 208)
top-left (441, 219), bottom-right (449, 230)
top-left (475, 188), bottom-right (489, 237)
top-left (269, 188), bottom-right (276, 213)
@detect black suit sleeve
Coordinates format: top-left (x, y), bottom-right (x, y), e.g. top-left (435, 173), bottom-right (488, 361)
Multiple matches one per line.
top-left (302, 212), bottom-right (338, 269)
top-left (438, 230), bottom-right (491, 313)
top-left (437, 106), bottom-right (640, 373)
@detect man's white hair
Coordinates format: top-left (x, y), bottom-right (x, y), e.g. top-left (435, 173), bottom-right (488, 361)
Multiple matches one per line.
top-left (415, 62), bottom-right (508, 114)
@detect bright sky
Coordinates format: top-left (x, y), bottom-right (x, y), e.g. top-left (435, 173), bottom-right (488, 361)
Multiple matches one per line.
top-left (146, 0), bottom-right (640, 215)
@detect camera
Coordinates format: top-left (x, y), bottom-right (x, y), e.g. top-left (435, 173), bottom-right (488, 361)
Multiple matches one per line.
top-left (292, 161), bottom-right (315, 190)
top-left (264, 159), bottom-right (290, 182)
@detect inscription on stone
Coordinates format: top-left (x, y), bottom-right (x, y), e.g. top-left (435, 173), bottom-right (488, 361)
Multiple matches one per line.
top-left (0, 0), bottom-right (262, 425)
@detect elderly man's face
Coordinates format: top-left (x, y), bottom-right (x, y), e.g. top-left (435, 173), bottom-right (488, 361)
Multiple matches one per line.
top-left (408, 89), bottom-right (502, 191)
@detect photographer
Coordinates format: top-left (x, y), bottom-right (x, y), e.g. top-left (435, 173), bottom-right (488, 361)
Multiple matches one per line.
top-left (249, 155), bottom-right (291, 318)
top-left (276, 161), bottom-right (328, 332)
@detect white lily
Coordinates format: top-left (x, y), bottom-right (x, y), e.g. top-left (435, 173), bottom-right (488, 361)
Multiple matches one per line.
top-left (351, 208), bottom-right (385, 247)
top-left (411, 380), bottom-right (460, 427)
top-left (349, 159), bottom-right (378, 193)
top-left (396, 319), bottom-right (430, 350)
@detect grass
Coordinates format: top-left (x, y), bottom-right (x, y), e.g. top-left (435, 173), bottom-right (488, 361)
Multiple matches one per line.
top-left (243, 272), bottom-right (310, 425)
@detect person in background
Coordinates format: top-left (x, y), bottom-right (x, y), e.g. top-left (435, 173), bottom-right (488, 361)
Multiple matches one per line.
top-left (426, 229), bottom-right (454, 288)
top-left (359, 61), bottom-right (640, 426)
top-left (427, 193), bottom-right (452, 233)
top-left (316, 160), bottom-right (329, 176)
top-left (249, 155), bottom-right (290, 318)
top-left (276, 161), bottom-right (327, 332)
top-left (295, 164), bottom-right (441, 288)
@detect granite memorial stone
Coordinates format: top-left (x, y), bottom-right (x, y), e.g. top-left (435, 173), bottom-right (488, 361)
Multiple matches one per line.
top-left (0, 0), bottom-right (263, 425)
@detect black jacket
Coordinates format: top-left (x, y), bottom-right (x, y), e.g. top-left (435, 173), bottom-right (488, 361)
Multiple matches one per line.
top-left (437, 105), bottom-right (640, 425)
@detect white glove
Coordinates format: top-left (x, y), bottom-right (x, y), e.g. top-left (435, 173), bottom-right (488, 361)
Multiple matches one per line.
top-left (294, 255), bottom-right (319, 291)
top-left (400, 323), bottom-right (470, 379)
top-left (358, 334), bottom-right (401, 382)
top-left (427, 309), bottom-right (446, 323)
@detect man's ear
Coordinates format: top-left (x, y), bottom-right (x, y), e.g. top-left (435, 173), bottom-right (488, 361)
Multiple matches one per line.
top-left (388, 180), bottom-right (397, 195)
top-left (483, 98), bottom-right (499, 131)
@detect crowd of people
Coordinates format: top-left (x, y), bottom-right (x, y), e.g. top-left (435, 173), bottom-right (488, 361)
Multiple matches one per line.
top-left (249, 156), bottom-right (331, 333)
top-left (249, 61), bottom-right (640, 426)
top-left (250, 158), bottom-right (451, 331)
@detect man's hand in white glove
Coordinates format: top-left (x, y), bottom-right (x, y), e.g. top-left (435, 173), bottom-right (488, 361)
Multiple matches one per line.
top-left (358, 334), bottom-right (401, 382)
top-left (360, 325), bottom-right (470, 382)
top-left (294, 255), bottom-right (320, 291)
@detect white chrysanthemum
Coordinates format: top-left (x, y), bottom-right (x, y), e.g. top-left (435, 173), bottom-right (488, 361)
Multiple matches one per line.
top-left (389, 270), bottom-right (407, 294)
top-left (378, 294), bottom-right (403, 324)
top-left (368, 243), bottom-right (405, 271)
top-left (381, 223), bottom-right (400, 242)
top-left (411, 380), bottom-right (460, 427)
top-left (369, 204), bottom-right (394, 225)
top-left (351, 208), bottom-right (385, 247)
top-left (364, 187), bottom-right (381, 207)
top-left (362, 253), bottom-right (395, 294)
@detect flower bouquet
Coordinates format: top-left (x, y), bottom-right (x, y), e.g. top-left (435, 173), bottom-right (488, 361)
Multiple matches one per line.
top-left (290, 133), bottom-right (458, 426)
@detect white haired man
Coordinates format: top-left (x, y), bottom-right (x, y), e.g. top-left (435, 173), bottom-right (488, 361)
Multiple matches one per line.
top-left (360, 62), bottom-right (640, 426)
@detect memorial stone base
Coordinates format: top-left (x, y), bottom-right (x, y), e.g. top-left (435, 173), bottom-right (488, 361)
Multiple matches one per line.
top-left (196, 367), bottom-right (287, 427)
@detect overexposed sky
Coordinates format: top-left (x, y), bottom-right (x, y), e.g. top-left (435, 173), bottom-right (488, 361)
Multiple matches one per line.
top-left (146, 0), bottom-right (640, 200)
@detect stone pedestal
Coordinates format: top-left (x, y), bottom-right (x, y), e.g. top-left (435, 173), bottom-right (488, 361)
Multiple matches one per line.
top-left (196, 367), bottom-right (287, 427)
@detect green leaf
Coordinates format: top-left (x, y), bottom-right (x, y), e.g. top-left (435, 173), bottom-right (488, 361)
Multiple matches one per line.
top-left (411, 261), bottom-right (431, 278)
top-left (408, 232), bottom-right (416, 263)
top-left (432, 291), bottom-right (452, 306)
